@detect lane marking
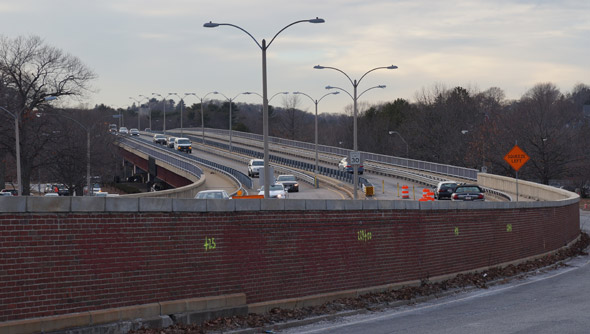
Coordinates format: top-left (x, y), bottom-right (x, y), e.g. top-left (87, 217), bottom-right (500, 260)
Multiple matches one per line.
top-left (289, 256), bottom-right (590, 334)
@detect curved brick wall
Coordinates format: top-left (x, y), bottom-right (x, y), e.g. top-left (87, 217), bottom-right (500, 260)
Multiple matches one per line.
top-left (0, 196), bottom-right (580, 323)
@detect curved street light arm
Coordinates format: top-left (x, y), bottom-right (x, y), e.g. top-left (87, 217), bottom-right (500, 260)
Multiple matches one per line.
top-left (0, 106), bottom-right (16, 118)
top-left (326, 85), bottom-right (353, 100)
top-left (358, 65), bottom-right (397, 85)
top-left (318, 91), bottom-right (340, 103)
top-left (243, 92), bottom-right (263, 99)
top-left (267, 18), bottom-right (323, 48)
top-left (357, 85), bottom-right (386, 99)
top-left (315, 65), bottom-right (354, 87)
top-left (204, 22), bottom-right (263, 49)
top-left (269, 91), bottom-right (289, 103)
top-left (293, 91), bottom-right (314, 105)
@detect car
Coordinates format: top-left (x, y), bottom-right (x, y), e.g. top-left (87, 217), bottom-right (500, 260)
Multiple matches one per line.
top-left (44, 193), bottom-right (59, 197)
top-left (166, 137), bottom-right (177, 148)
top-left (434, 181), bottom-right (459, 200)
top-left (144, 128), bottom-right (151, 132)
top-left (248, 159), bottom-right (264, 177)
top-left (45, 184), bottom-right (69, 196)
top-left (258, 183), bottom-right (287, 199)
top-left (119, 127), bottom-right (129, 135)
top-left (451, 184), bottom-right (485, 201)
top-left (83, 183), bottom-right (101, 195)
top-left (276, 174), bottom-right (299, 192)
top-left (153, 134), bottom-right (166, 144)
top-left (338, 157), bottom-right (364, 175)
top-left (0, 189), bottom-right (17, 196)
top-left (194, 190), bottom-right (230, 199)
top-left (129, 128), bottom-right (140, 136)
top-left (174, 137), bottom-right (192, 153)
top-left (0, 192), bottom-right (13, 196)
top-left (108, 124), bottom-right (117, 134)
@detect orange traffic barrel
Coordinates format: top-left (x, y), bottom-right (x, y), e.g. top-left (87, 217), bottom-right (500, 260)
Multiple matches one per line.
top-left (401, 185), bottom-right (410, 199)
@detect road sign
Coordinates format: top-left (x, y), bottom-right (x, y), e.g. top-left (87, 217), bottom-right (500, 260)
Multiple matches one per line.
top-left (350, 151), bottom-right (361, 165)
top-left (504, 145), bottom-right (530, 171)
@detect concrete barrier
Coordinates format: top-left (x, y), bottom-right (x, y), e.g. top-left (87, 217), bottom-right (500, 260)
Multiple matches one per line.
top-left (478, 173), bottom-right (576, 201)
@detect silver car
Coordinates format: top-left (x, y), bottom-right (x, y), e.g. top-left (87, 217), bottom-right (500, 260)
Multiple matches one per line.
top-left (258, 184), bottom-right (287, 199)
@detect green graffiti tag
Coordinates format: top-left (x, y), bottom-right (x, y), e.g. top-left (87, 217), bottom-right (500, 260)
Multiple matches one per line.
top-left (204, 237), bottom-right (216, 251)
top-left (358, 230), bottom-right (372, 242)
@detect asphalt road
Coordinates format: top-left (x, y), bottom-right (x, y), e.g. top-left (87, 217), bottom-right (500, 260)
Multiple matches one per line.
top-left (278, 211), bottom-right (590, 334)
top-left (161, 130), bottom-right (432, 200)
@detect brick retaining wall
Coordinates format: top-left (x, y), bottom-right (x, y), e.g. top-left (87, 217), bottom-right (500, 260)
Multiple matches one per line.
top-left (0, 197), bottom-right (580, 323)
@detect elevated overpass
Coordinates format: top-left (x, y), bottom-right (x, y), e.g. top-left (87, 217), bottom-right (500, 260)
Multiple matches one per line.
top-left (0, 129), bottom-right (580, 334)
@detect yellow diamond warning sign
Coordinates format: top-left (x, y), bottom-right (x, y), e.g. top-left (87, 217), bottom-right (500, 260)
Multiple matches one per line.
top-left (504, 145), bottom-right (530, 171)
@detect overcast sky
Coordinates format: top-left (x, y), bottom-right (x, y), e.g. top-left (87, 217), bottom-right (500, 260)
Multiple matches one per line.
top-left (1, 0), bottom-right (589, 114)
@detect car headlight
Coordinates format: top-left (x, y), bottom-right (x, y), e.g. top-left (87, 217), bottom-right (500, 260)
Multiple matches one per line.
top-left (294, 183), bottom-right (299, 187)
top-left (276, 194), bottom-right (283, 199)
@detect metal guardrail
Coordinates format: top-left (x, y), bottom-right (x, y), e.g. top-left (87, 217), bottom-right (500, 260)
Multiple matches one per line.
top-left (125, 136), bottom-right (252, 192)
top-left (121, 139), bottom-right (203, 178)
top-left (178, 133), bottom-right (357, 185)
top-left (201, 128), bottom-right (479, 181)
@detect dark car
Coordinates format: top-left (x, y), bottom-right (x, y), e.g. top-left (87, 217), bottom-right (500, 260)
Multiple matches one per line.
top-left (451, 184), bottom-right (485, 201)
top-left (338, 157), bottom-right (364, 175)
top-left (276, 174), bottom-right (299, 192)
top-left (434, 181), bottom-right (458, 200)
top-left (153, 134), bottom-right (166, 144)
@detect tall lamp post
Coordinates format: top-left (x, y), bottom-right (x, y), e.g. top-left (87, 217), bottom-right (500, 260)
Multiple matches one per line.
top-left (152, 93), bottom-right (173, 134)
top-left (193, 91), bottom-right (218, 144)
top-left (0, 106), bottom-right (23, 196)
top-left (293, 91), bottom-right (339, 181)
top-left (1, 96), bottom-right (56, 196)
top-left (217, 92), bottom-right (249, 152)
top-left (129, 95), bottom-right (150, 130)
top-left (138, 94), bottom-right (152, 130)
top-left (315, 64), bottom-right (398, 199)
top-left (388, 130), bottom-right (409, 160)
top-left (169, 93), bottom-right (195, 137)
top-left (205, 17), bottom-right (325, 198)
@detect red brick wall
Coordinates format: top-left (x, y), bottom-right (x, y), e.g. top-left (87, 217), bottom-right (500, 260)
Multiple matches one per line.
top-left (0, 204), bottom-right (580, 321)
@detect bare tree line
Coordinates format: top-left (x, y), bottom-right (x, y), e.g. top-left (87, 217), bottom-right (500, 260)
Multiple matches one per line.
top-left (2, 35), bottom-right (590, 195)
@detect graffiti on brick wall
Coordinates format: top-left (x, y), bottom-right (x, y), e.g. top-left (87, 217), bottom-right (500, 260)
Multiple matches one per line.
top-left (357, 230), bottom-right (372, 242)
top-left (204, 237), bottom-right (216, 251)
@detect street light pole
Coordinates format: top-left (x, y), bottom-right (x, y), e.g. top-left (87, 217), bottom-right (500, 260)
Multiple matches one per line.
top-left (152, 93), bottom-right (173, 134)
top-left (217, 92), bottom-right (249, 152)
top-left (193, 91), bottom-right (218, 144)
top-left (315, 65), bottom-right (398, 199)
top-left (388, 130), bottom-right (409, 158)
top-left (138, 94), bottom-right (151, 130)
top-left (293, 91), bottom-right (339, 182)
top-left (183, 93), bottom-right (199, 136)
top-left (205, 17), bottom-right (325, 198)
top-left (1, 96), bottom-right (56, 196)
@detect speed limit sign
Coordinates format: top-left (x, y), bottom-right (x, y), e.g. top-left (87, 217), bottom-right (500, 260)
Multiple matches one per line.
top-left (350, 151), bottom-right (361, 165)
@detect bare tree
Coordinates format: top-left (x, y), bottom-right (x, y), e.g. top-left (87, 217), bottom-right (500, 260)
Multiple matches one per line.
top-left (0, 35), bottom-right (97, 194)
top-left (278, 95), bottom-right (306, 140)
